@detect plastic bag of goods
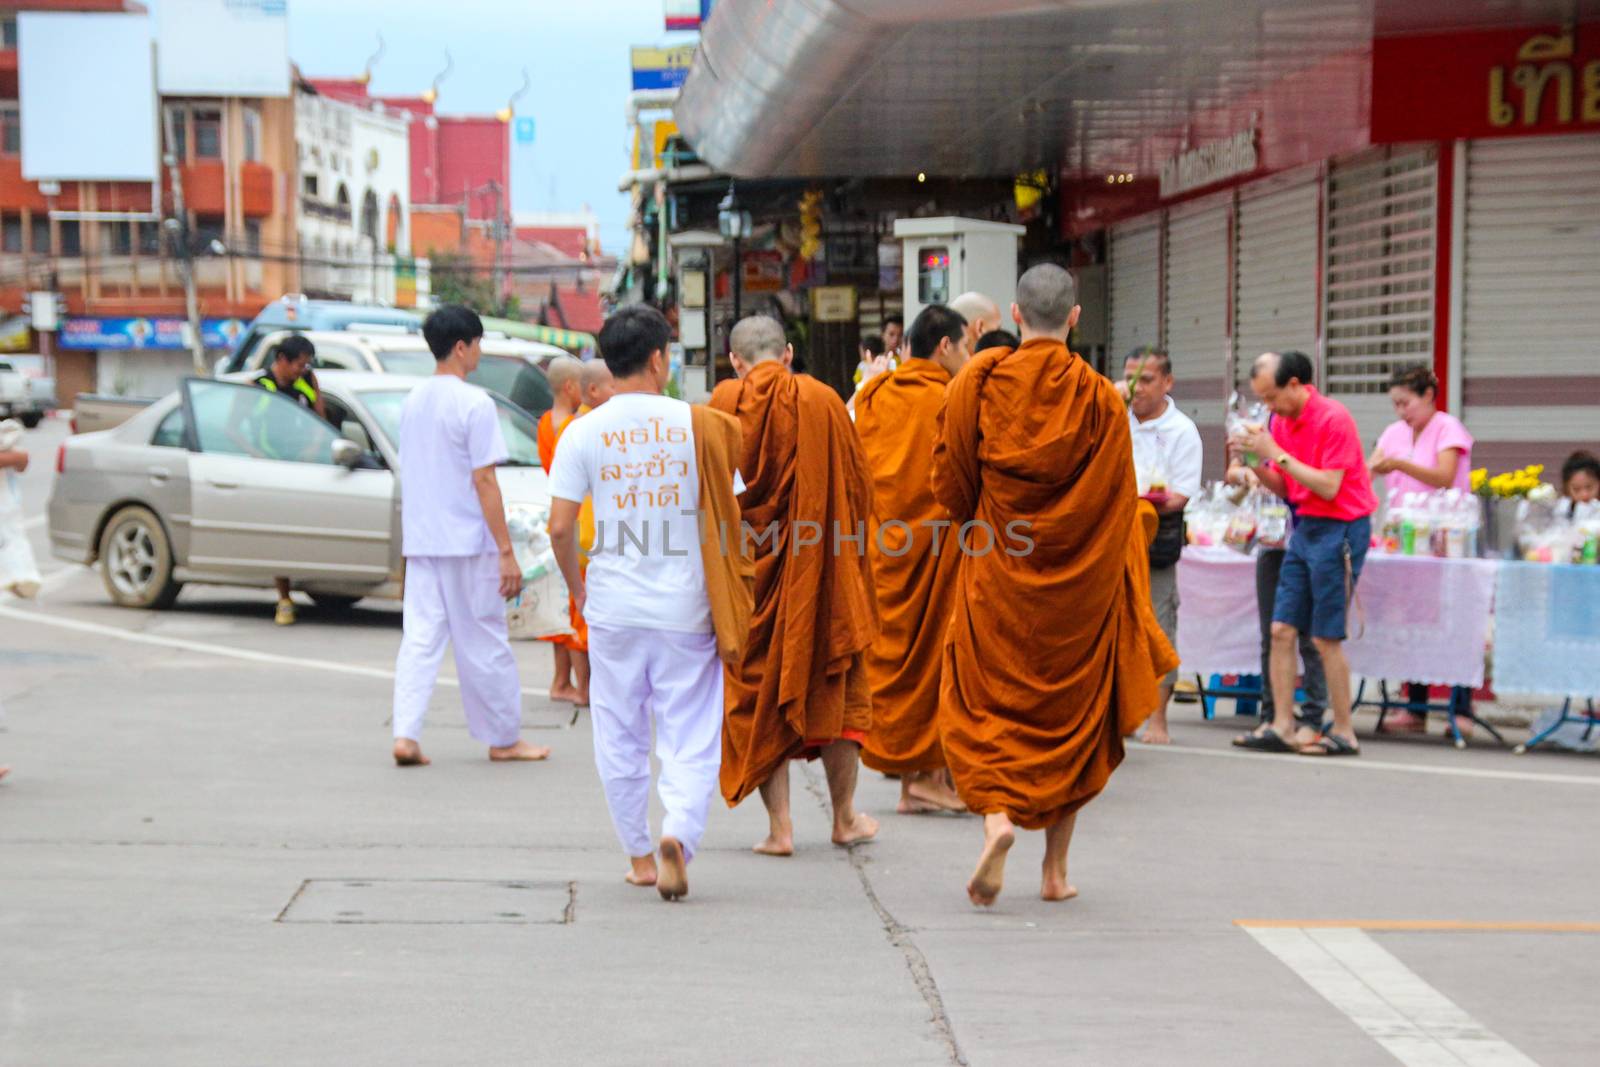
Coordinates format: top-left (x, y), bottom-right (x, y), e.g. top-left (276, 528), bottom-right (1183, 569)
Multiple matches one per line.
top-left (504, 504), bottom-right (574, 639)
top-left (1516, 495), bottom-right (1566, 563)
top-left (1184, 485), bottom-right (1227, 547)
top-left (0, 419), bottom-right (41, 599)
top-left (1257, 493), bottom-right (1291, 550)
top-left (1570, 501), bottom-right (1600, 564)
top-left (1222, 485), bottom-right (1259, 554)
top-left (1225, 392), bottom-right (1268, 467)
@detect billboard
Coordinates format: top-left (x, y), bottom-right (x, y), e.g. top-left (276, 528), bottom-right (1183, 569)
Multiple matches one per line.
top-left (665, 0), bottom-right (714, 31)
top-left (59, 317), bottom-right (248, 352)
top-left (19, 14), bottom-right (158, 182)
top-left (631, 45), bottom-right (696, 92)
top-left (155, 0), bottom-right (289, 98)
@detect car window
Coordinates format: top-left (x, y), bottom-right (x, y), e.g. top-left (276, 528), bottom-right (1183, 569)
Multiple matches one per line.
top-left (312, 341), bottom-right (365, 371)
top-left (152, 406), bottom-right (187, 448)
top-left (321, 395), bottom-right (386, 466)
top-left (468, 355), bottom-right (554, 419)
top-left (360, 388), bottom-right (542, 468)
top-left (186, 379), bottom-right (341, 465)
top-left (375, 348), bottom-right (436, 376)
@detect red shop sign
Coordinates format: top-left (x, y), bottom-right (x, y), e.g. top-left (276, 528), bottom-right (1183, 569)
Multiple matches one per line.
top-left (1373, 24), bottom-right (1600, 142)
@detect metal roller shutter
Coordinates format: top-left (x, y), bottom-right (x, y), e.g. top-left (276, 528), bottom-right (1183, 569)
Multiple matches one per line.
top-left (1235, 180), bottom-right (1319, 392)
top-left (1109, 215), bottom-right (1161, 360)
top-left (1323, 146), bottom-right (1437, 443)
top-left (1163, 197), bottom-right (1229, 426)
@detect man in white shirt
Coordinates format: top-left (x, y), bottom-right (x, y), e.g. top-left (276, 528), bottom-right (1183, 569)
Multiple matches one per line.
top-left (1124, 347), bottom-right (1203, 745)
top-left (390, 305), bottom-right (551, 767)
top-left (548, 305), bottom-right (744, 902)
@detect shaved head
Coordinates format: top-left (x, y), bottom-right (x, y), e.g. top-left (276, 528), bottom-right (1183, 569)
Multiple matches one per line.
top-left (546, 355), bottom-right (584, 391)
top-left (729, 315), bottom-right (788, 363)
top-left (580, 359), bottom-right (614, 407)
top-left (1015, 264), bottom-right (1077, 334)
top-left (950, 292), bottom-right (1000, 330)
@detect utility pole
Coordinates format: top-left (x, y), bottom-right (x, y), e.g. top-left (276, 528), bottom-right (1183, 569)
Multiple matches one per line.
top-left (491, 180), bottom-right (505, 311)
top-left (161, 105), bottom-right (207, 377)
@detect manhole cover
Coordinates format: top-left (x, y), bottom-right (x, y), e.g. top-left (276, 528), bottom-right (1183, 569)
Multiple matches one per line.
top-left (277, 879), bottom-right (574, 924)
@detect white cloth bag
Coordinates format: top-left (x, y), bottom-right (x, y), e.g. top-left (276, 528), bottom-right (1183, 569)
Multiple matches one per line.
top-left (0, 419), bottom-right (40, 599)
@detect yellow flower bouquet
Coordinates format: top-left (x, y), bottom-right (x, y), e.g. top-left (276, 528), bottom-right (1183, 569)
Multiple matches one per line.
top-left (1474, 465), bottom-right (1547, 499)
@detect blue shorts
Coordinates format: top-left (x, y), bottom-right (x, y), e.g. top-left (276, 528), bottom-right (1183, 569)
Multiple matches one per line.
top-left (1272, 516), bottom-right (1371, 641)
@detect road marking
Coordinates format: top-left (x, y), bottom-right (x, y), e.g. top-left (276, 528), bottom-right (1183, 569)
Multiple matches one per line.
top-left (1133, 738), bottom-right (1600, 788)
top-left (1239, 919), bottom-right (1600, 933)
top-left (1243, 925), bottom-right (1539, 1066)
top-left (0, 602), bottom-right (548, 699)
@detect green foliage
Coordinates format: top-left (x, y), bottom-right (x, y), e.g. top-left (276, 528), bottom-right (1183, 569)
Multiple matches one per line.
top-left (429, 252), bottom-right (522, 319)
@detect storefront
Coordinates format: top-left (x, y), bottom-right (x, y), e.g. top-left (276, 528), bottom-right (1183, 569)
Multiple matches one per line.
top-left (58, 316), bottom-right (248, 398)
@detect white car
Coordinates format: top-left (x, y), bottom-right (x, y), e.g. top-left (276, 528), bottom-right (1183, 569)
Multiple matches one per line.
top-left (48, 371), bottom-right (549, 610)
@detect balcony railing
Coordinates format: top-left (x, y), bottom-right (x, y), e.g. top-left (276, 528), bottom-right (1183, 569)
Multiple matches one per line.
top-left (301, 195), bottom-right (351, 224)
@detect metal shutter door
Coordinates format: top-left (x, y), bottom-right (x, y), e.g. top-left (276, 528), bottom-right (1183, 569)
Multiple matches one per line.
top-left (1324, 146), bottom-right (1436, 443)
top-left (1461, 135), bottom-right (1600, 467)
top-left (1235, 180), bottom-right (1319, 392)
top-left (1164, 198), bottom-right (1229, 426)
top-left (1110, 216), bottom-right (1161, 360)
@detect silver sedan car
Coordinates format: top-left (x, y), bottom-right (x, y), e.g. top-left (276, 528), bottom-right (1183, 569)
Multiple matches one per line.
top-left (47, 371), bottom-right (550, 610)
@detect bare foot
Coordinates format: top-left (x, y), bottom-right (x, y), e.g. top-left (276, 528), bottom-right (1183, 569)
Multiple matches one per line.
top-left (548, 685), bottom-right (581, 704)
top-left (572, 690), bottom-right (590, 708)
top-left (489, 739), bottom-right (551, 762)
top-left (393, 739), bottom-right (430, 766)
top-left (625, 855), bottom-right (658, 887)
top-left (832, 811), bottom-right (879, 846)
top-left (901, 773), bottom-right (966, 814)
top-left (753, 827), bottom-right (794, 856)
top-left (0, 765), bottom-right (10, 783)
top-left (1040, 873), bottom-right (1079, 902)
top-left (657, 837), bottom-right (688, 901)
top-left (1292, 726), bottom-right (1322, 749)
top-left (967, 814), bottom-right (1015, 907)
top-left (1138, 722), bottom-right (1172, 745)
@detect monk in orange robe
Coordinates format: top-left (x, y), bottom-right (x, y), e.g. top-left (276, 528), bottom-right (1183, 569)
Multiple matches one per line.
top-left (855, 303), bottom-right (971, 814)
top-left (710, 315), bottom-right (880, 855)
top-left (536, 355), bottom-right (593, 704)
top-left (932, 264), bottom-right (1177, 907)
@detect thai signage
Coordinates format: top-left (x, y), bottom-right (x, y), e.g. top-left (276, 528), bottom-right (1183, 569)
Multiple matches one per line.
top-left (1159, 128), bottom-right (1258, 199)
top-left (59, 317), bottom-right (247, 351)
top-left (1373, 24), bottom-right (1600, 142)
top-left (631, 45), bottom-right (697, 92)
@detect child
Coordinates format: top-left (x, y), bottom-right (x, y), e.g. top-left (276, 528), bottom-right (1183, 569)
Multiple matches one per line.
top-left (1561, 451), bottom-right (1600, 512)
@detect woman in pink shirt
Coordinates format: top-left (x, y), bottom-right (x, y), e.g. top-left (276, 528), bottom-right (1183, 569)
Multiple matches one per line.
top-left (1369, 365), bottom-right (1473, 497)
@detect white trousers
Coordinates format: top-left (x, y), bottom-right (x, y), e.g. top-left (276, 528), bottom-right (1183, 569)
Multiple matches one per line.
top-left (588, 624), bottom-right (724, 861)
top-left (392, 553), bottom-right (522, 748)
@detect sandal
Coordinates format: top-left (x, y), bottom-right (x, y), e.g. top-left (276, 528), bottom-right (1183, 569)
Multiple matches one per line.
top-left (1233, 727), bottom-right (1297, 753)
top-left (1300, 734), bottom-right (1360, 757)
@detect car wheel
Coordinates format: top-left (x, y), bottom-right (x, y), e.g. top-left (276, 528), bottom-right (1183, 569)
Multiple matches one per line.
top-left (99, 505), bottom-right (181, 609)
top-left (310, 593), bottom-right (363, 612)
top-left (19, 413), bottom-right (42, 429)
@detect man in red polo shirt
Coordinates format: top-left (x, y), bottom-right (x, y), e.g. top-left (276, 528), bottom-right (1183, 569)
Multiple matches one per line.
top-left (1236, 351), bottom-right (1377, 757)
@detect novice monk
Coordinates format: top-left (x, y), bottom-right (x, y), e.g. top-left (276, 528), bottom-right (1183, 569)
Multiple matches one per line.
top-left (391, 305), bottom-right (552, 767)
top-left (537, 357), bottom-right (591, 704)
top-left (580, 359), bottom-right (615, 410)
top-left (548, 306), bottom-right (751, 901)
top-left (933, 265), bottom-right (1175, 906)
top-left (711, 315), bottom-right (880, 855)
top-left (856, 304), bottom-right (970, 814)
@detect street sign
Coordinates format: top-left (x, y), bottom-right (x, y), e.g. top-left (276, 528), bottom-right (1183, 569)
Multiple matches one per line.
top-left (515, 118), bottom-right (536, 146)
top-left (630, 45), bottom-right (696, 92)
top-left (664, 0), bottom-right (713, 31)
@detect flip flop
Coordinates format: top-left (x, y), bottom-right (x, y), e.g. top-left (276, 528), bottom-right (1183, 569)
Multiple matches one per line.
top-left (1300, 734), bottom-right (1360, 757)
top-left (1233, 727), bottom-right (1297, 753)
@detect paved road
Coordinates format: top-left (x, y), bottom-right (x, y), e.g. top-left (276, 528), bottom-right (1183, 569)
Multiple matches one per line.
top-left (3, 417), bottom-right (1597, 1065)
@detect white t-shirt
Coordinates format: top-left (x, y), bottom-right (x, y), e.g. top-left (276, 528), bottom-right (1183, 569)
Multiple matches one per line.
top-left (1129, 396), bottom-right (1203, 501)
top-left (398, 375), bottom-right (508, 557)
top-left (549, 392), bottom-right (735, 635)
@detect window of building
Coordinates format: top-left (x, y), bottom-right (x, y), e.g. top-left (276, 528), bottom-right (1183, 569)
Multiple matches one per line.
top-left (302, 173), bottom-right (318, 198)
top-left (335, 183), bottom-right (351, 221)
top-left (194, 215), bottom-right (225, 250)
top-left (0, 103), bottom-right (19, 156)
top-left (243, 106), bottom-right (261, 163)
top-left (29, 215), bottom-right (48, 254)
top-left (244, 219), bottom-right (262, 256)
top-left (193, 108), bottom-right (222, 160)
top-left (2, 216), bottom-right (22, 254)
top-left (103, 221), bottom-right (133, 255)
top-left (2, 16), bottom-right (18, 50)
top-left (164, 105), bottom-right (188, 161)
top-left (59, 220), bottom-right (81, 256)
top-left (138, 222), bottom-right (162, 256)
top-left (360, 189), bottom-right (379, 244)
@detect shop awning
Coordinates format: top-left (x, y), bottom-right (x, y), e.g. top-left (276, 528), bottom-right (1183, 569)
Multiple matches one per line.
top-left (675, 0), bottom-right (1587, 179)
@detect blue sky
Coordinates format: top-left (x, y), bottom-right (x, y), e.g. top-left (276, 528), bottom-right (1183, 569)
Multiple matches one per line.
top-left (282, 0), bottom-right (689, 255)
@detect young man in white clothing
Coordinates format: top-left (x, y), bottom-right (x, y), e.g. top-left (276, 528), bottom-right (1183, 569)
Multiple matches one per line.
top-left (1124, 347), bottom-right (1203, 745)
top-left (548, 305), bottom-right (741, 901)
top-left (391, 304), bottom-right (551, 767)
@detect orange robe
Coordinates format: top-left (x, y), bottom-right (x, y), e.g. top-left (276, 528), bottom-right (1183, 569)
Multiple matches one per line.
top-left (536, 407), bottom-right (592, 651)
top-left (932, 339), bottom-right (1177, 830)
top-left (709, 361), bottom-right (878, 805)
top-left (853, 358), bottom-right (959, 776)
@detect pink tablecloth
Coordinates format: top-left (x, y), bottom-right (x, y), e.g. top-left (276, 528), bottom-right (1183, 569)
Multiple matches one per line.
top-left (1174, 547), bottom-right (1497, 688)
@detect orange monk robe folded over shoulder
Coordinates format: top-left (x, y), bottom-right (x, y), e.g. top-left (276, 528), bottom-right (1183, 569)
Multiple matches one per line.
top-left (690, 404), bottom-right (755, 665)
top-left (853, 359), bottom-right (960, 776)
top-left (709, 361), bottom-right (878, 805)
top-left (932, 339), bottom-right (1177, 830)
top-left (536, 407), bottom-right (594, 650)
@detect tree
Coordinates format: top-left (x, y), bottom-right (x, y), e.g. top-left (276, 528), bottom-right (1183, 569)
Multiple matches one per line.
top-left (428, 252), bottom-right (521, 319)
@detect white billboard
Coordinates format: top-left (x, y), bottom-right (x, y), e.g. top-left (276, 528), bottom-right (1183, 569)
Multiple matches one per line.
top-left (19, 14), bottom-right (158, 182)
top-left (156, 0), bottom-right (290, 98)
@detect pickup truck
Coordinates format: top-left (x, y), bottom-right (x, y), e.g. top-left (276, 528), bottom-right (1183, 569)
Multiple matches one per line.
top-left (71, 394), bottom-right (160, 435)
top-left (0, 359), bottom-right (50, 428)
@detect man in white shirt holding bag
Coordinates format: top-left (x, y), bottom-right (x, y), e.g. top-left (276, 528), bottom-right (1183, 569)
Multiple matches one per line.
top-left (1123, 347), bottom-right (1202, 745)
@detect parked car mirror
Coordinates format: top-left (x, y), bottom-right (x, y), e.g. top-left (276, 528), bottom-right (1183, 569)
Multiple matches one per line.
top-left (331, 438), bottom-right (363, 469)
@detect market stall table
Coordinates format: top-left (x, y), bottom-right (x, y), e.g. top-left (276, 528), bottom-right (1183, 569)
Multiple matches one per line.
top-left (1493, 562), bottom-right (1600, 753)
top-left (1175, 546), bottom-right (1499, 744)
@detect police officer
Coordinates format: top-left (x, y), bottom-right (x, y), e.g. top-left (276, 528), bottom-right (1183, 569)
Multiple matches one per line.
top-left (254, 334), bottom-right (324, 625)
